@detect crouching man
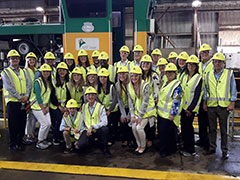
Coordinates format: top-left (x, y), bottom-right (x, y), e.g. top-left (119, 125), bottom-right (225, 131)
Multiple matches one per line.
top-left (76, 87), bottom-right (111, 158)
top-left (60, 99), bottom-right (84, 154)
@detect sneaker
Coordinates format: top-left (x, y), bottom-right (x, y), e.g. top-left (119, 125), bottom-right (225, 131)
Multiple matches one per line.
top-left (181, 151), bottom-right (196, 157)
top-left (26, 137), bottom-right (37, 143)
top-left (222, 152), bottom-right (229, 160)
top-left (52, 139), bottom-right (60, 146)
top-left (36, 142), bottom-right (49, 150)
top-left (43, 140), bottom-right (52, 146)
top-left (64, 147), bottom-right (73, 154)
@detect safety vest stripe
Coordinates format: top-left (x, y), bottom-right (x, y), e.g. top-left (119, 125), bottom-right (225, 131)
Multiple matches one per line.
top-left (112, 66), bottom-right (115, 83)
top-left (63, 117), bottom-right (72, 127)
top-left (225, 70), bottom-right (231, 101)
top-left (146, 106), bottom-right (155, 113)
top-left (206, 71), bottom-right (210, 95)
top-left (4, 69), bottom-right (15, 89)
top-left (207, 97), bottom-right (231, 101)
top-left (163, 81), bottom-right (179, 110)
top-left (187, 74), bottom-right (201, 106)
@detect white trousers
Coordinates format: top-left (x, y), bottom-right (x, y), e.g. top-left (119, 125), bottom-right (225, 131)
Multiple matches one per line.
top-left (25, 111), bottom-right (37, 136)
top-left (132, 118), bottom-right (148, 148)
top-left (32, 110), bottom-right (51, 141)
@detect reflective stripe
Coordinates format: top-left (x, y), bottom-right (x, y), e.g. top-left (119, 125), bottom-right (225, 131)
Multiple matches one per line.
top-left (4, 69), bottom-right (15, 88)
top-left (225, 70), bottom-right (231, 101)
top-left (112, 65), bottom-right (115, 83)
top-left (98, 104), bottom-right (102, 120)
top-left (208, 97), bottom-right (231, 101)
top-left (206, 71), bottom-right (210, 95)
top-left (63, 117), bottom-right (72, 128)
top-left (146, 106), bottom-right (155, 113)
top-left (157, 106), bottom-right (170, 113)
top-left (163, 81), bottom-right (179, 110)
top-left (186, 74), bottom-right (201, 106)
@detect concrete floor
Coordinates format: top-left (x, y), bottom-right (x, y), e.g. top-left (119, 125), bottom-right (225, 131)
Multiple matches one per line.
top-left (0, 128), bottom-right (240, 179)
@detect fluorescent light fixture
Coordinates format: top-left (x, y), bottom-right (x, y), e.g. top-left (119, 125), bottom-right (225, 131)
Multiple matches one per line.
top-left (36, 7), bottom-right (44, 12)
top-left (192, 0), bottom-right (202, 8)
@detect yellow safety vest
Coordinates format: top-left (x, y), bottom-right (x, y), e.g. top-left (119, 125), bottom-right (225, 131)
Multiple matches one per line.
top-left (129, 60), bottom-right (141, 70)
top-left (159, 73), bottom-right (168, 89)
top-left (30, 77), bottom-right (51, 110)
top-left (157, 79), bottom-right (182, 126)
top-left (116, 82), bottom-right (128, 108)
top-left (177, 70), bottom-right (186, 82)
top-left (3, 67), bottom-right (27, 104)
top-left (199, 59), bottom-right (213, 81)
top-left (114, 60), bottom-right (131, 71)
top-left (24, 67), bottom-right (36, 86)
top-left (81, 102), bottom-right (104, 129)
top-left (108, 64), bottom-right (116, 83)
top-left (87, 65), bottom-right (101, 72)
top-left (98, 84), bottom-right (118, 112)
top-left (67, 82), bottom-right (83, 108)
top-left (50, 81), bottom-right (67, 109)
top-left (144, 72), bottom-right (159, 95)
top-left (63, 112), bottom-right (82, 140)
top-left (79, 66), bottom-right (87, 82)
top-left (206, 69), bottom-right (232, 107)
top-left (181, 73), bottom-right (202, 113)
top-left (128, 80), bottom-right (156, 118)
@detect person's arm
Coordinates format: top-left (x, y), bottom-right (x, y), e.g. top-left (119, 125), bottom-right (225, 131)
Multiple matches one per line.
top-left (92, 107), bottom-right (108, 129)
top-left (108, 85), bottom-right (118, 111)
top-left (59, 117), bottom-right (67, 131)
top-left (34, 80), bottom-right (43, 104)
top-left (24, 70), bottom-right (31, 98)
top-left (2, 71), bottom-right (21, 99)
top-left (138, 84), bottom-right (150, 118)
top-left (170, 85), bottom-right (182, 116)
top-left (152, 73), bottom-right (160, 100)
top-left (230, 73), bottom-right (237, 102)
top-left (187, 79), bottom-right (202, 112)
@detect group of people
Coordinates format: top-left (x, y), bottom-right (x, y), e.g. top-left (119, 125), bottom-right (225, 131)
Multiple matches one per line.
top-left (2, 43), bottom-right (237, 159)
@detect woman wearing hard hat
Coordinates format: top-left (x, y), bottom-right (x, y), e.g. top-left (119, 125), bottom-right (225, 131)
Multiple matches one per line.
top-left (156, 58), bottom-right (168, 89)
top-left (77, 49), bottom-right (90, 81)
top-left (128, 65), bottom-right (156, 155)
top-left (97, 68), bottom-right (118, 146)
top-left (24, 52), bottom-right (38, 144)
top-left (67, 67), bottom-right (84, 109)
top-left (88, 50), bottom-right (101, 72)
top-left (180, 55), bottom-right (202, 157)
top-left (151, 48), bottom-right (162, 72)
top-left (30, 64), bottom-right (53, 149)
top-left (176, 51), bottom-right (189, 81)
top-left (64, 52), bottom-right (76, 72)
top-left (140, 55), bottom-right (159, 148)
top-left (83, 69), bottom-right (98, 103)
top-left (50, 62), bottom-right (71, 146)
top-left (168, 52), bottom-right (178, 65)
top-left (115, 66), bottom-right (133, 147)
top-left (157, 63), bottom-right (182, 158)
top-left (129, 45), bottom-right (144, 69)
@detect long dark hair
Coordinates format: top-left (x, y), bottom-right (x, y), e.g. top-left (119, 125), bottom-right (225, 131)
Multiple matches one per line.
top-left (64, 59), bottom-right (76, 71)
top-left (97, 76), bottom-right (112, 95)
top-left (185, 63), bottom-right (199, 75)
top-left (56, 69), bottom-right (69, 87)
top-left (70, 74), bottom-right (83, 92)
top-left (40, 72), bottom-right (53, 91)
top-left (78, 56), bottom-right (90, 67)
top-left (140, 62), bottom-right (155, 81)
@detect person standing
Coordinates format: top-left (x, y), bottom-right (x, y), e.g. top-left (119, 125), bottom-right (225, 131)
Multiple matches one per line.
top-left (77, 49), bottom-right (90, 81)
top-left (64, 52), bottom-right (76, 72)
top-left (114, 45), bottom-right (131, 70)
top-left (151, 48), bottom-right (162, 72)
top-left (176, 51), bottom-right (189, 81)
top-left (129, 45), bottom-right (144, 69)
top-left (168, 52), bottom-right (178, 65)
top-left (2, 49), bottom-right (30, 150)
top-left (203, 52), bottom-right (237, 159)
top-left (88, 50), bottom-right (101, 72)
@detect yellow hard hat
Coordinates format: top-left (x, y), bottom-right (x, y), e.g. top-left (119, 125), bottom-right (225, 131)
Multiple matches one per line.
top-left (57, 62), bottom-right (68, 70)
top-left (85, 86), bottom-right (97, 95)
top-left (186, 55), bottom-right (199, 64)
top-left (133, 45), bottom-right (144, 52)
top-left (39, 63), bottom-right (52, 72)
top-left (87, 69), bottom-right (98, 76)
top-left (78, 49), bottom-right (88, 57)
top-left (119, 45), bottom-right (130, 53)
top-left (117, 66), bottom-right (129, 73)
top-left (92, 50), bottom-right (100, 58)
top-left (168, 52), bottom-right (178, 59)
top-left (130, 65), bottom-right (142, 75)
top-left (151, 48), bottom-right (162, 56)
top-left (44, 52), bottom-right (55, 60)
top-left (98, 51), bottom-right (109, 60)
top-left (199, 43), bottom-right (212, 53)
top-left (212, 52), bottom-right (225, 62)
top-left (140, 54), bottom-right (152, 63)
top-left (66, 99), bottom-right (78, 108)
top-left (98, 68), bottom-right (109, 76)
top-left (25, 52), bottom-right (37, 60)
top-left (7, 49), bottom-right (20, 58)
top-left (157, 58), bottom-right (168, 66)
top-left (165, 63), bottom-right (178, 72)
top-left (177, 51), bottom-right (189, 60)
top-left (64, 52), bottom-right (74, 60)
top-left (72, 67), bottom-right (83, 74)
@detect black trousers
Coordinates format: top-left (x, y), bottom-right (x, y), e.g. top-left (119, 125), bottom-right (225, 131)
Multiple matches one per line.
top-left (7, 102), bottom-right (26, 146)
top-left (181, 110), bottom-right (195, 153)
top-left (158, 117), bottom-right (178, 156)
top-left (76, 126), bottom-right (109, 150)
top-left (145, 122), bottom-right (156, 141)
top-left (50, 108), bottom-right (63, 140)
top-left (108, 110), bottom-right (120, 143)
top-left (119, 108), bottom-right (134, 142)
top-left (197, 100), bottom-right (209, 150)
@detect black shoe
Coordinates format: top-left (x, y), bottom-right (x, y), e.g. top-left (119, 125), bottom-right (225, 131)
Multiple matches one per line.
top-left (222, 152), bottom-right (229, 160)
top-left (204, 149), bottom-right (215, 155)
top-left (195, 140), bottom-right (203, 147)
top-left (103, 148), bottom-right (111, 158)
top-left (53, 139), bottom-right (60, 146)
top-left (64, 147), bottom-right (73, 154)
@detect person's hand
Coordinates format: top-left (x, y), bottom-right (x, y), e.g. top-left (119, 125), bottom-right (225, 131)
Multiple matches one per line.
top-left (21, 96), bottom-right (28, 103)
top-left (120, 117), bottom-right (127, 123)
top-left (72, 128), bottom-right (80, 133)
top-left (106, 110), bottom-right (111, 116)
top-left (227, 102), bottom-right (235, 111)
top-left (58, 106), bottom-right (65, 113)
top-left (87, 127), bottom-right (93, 136)
top-left (63, 111), bottom-right (69, 117)
top-left (131, 116), bottom-right (136, 123)
top-left (42, 108), bottom-right (48, 115)
top-left (169, 115), bottom-right (174, 121)
top-left (203, 102), bottom-right (208, 112)
top-left (185, 110), bottom-right (192, 117)
top-left (136, 117), bottom-right (142, 126)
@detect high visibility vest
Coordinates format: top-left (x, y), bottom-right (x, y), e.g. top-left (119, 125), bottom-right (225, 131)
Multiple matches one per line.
top-left (87, 65), bottom-right (101, 72)
top-left (128, 80), bottom-right (156, 118)
top-left (157, 79), bottom-right (182, 126)
top-left (129, 60), bottom-right (141, 70)
top-left (156, 68), bottom-right (161, 76)
top-left (144, 72), bottom-right (159, 95)
top-left (181, 73), bottom-right (202, 113)
top-left (30, 77), bottom-right (51, 110)
top-left (98, 84), bottom-right (118, 112)
top-left (206, 69), bottom-right (232, 107)
top-left (81, 102), bottom-right (104, 129)
top-left (63, 112), bottom-right (82, 140)
top-left (199, 59), bottom-right (213, 81)
top-left (79, 66), bottom-right (87, 82)
top-left (177, 70), bottom-right (186, 82)
top-left (3, 67), bottom-right (27, 104)
top-left (116, 81), bottom-right (128, 108)
top-left (108, 64), bottom-right (116, 83)
top-left (24, 67), bottom-right (36, 87)
top-left (50, 81), bottom-right (67, 109)
top-left (67, 82), bottom-right (83, 108)
top-left (159, 73), bottom-right (168, 89)
top-left (114, 60), bottom-right (131, 71)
